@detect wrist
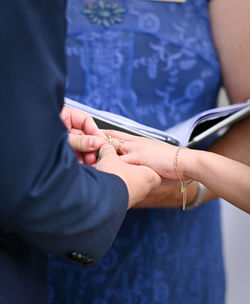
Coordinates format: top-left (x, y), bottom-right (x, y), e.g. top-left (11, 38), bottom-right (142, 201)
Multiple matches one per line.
top-left (179, 148), bottom-right (202, 181)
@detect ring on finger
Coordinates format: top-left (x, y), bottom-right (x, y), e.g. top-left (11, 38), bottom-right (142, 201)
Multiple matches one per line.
top-left (118, 137), bottom-right (125, 154)
top-left (108, 136), bottom-right (113, 145)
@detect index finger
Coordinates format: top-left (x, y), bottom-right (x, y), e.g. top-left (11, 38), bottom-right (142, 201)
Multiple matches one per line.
top-left (83, 115), bottom-right (105, 138)
top-left (62, 106), bottom-right (105, 138)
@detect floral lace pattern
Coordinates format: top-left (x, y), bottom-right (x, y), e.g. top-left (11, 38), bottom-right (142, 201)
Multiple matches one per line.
top-left (48, 1), bottom-right (225, 303)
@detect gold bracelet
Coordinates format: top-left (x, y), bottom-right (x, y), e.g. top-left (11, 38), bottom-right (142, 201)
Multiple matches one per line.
top-left (174, 147), bottom-right (193, 211)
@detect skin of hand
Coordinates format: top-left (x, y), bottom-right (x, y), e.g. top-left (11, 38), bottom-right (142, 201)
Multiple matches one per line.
top-left (94, 143), bottom-right (162, 209)
top-left (104, 115), bottom-right (250, 210)
top-left (102, 130), bottom-right (192, 208)
top-left (104, 126), bottom-right (250, 212)
top-left (60, 108), bottom-right (162, 209)
top-left (102, 130), bottom-right (179, 180)
top-left (60, 106), bottom-right (106, 165)
top-left (110, 126), bottom-right (250, 213)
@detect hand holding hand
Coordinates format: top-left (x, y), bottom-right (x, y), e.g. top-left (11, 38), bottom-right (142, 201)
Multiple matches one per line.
top-left (103, 130), bottom-right (180, 180)
top-left (94, 143), bottom-right (161, 208)
top-left (102, 131), bottom-right (201, 209)
top-left (60, 106), bottom-right (105, 165)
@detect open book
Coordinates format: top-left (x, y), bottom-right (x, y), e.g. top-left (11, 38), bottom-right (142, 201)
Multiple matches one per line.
top-left (64, 98), bottom-right (250, 147)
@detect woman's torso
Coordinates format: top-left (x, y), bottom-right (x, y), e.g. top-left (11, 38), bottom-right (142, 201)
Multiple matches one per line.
top-left (48, 1), bottom-right (225, 303)
top-left (65, 0), bottom-right (221, 128)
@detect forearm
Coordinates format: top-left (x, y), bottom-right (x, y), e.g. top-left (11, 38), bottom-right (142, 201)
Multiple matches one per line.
top-left (201, 116), bottom-right (250, 202)
top-left (182, 150), bottom-right (250, 213)
top-left (107, 118), bottom-right (250, 209)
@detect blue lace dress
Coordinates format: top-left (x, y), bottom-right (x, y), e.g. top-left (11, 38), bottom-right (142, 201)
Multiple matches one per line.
top-left (48, 0), bottom-right (225, 303)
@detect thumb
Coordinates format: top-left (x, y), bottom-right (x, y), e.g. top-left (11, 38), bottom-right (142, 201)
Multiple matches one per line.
top-left (120, 153), bottom-right (139, 165)
top-left (98, 143), bottom-right (117, 159)
top-left (68, 134), bottom-right (104, 152)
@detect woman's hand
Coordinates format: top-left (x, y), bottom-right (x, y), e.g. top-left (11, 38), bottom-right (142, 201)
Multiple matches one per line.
top-left (103, 130), bottom-right (180, 180)
top-left (60, 106), bottom-right (106, 165)
top-left (103, 130), bottom-right (202, 209)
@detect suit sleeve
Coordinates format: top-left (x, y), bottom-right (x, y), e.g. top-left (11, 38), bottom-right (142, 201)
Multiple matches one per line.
top-left (0, 0), bottom-right (128, 265)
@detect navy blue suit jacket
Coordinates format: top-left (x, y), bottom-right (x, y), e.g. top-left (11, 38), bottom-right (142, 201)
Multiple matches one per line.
top-left (0, 1), bottom-right (128, 303)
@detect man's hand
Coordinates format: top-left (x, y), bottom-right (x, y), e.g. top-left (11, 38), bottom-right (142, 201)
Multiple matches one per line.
top-left (95, 143), bottom-right (161, 209)
top-left (60, 106), bottom-right (105, 165)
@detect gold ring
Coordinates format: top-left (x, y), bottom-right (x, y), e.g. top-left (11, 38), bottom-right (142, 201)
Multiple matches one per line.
top-left (118, 138), bottom-right (125, 154)
top-left (119, 138), bottom-right (124, 148)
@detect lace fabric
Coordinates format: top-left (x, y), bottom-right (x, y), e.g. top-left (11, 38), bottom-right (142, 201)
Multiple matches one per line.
top-left (48, 1), bottom-right (225, 303)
